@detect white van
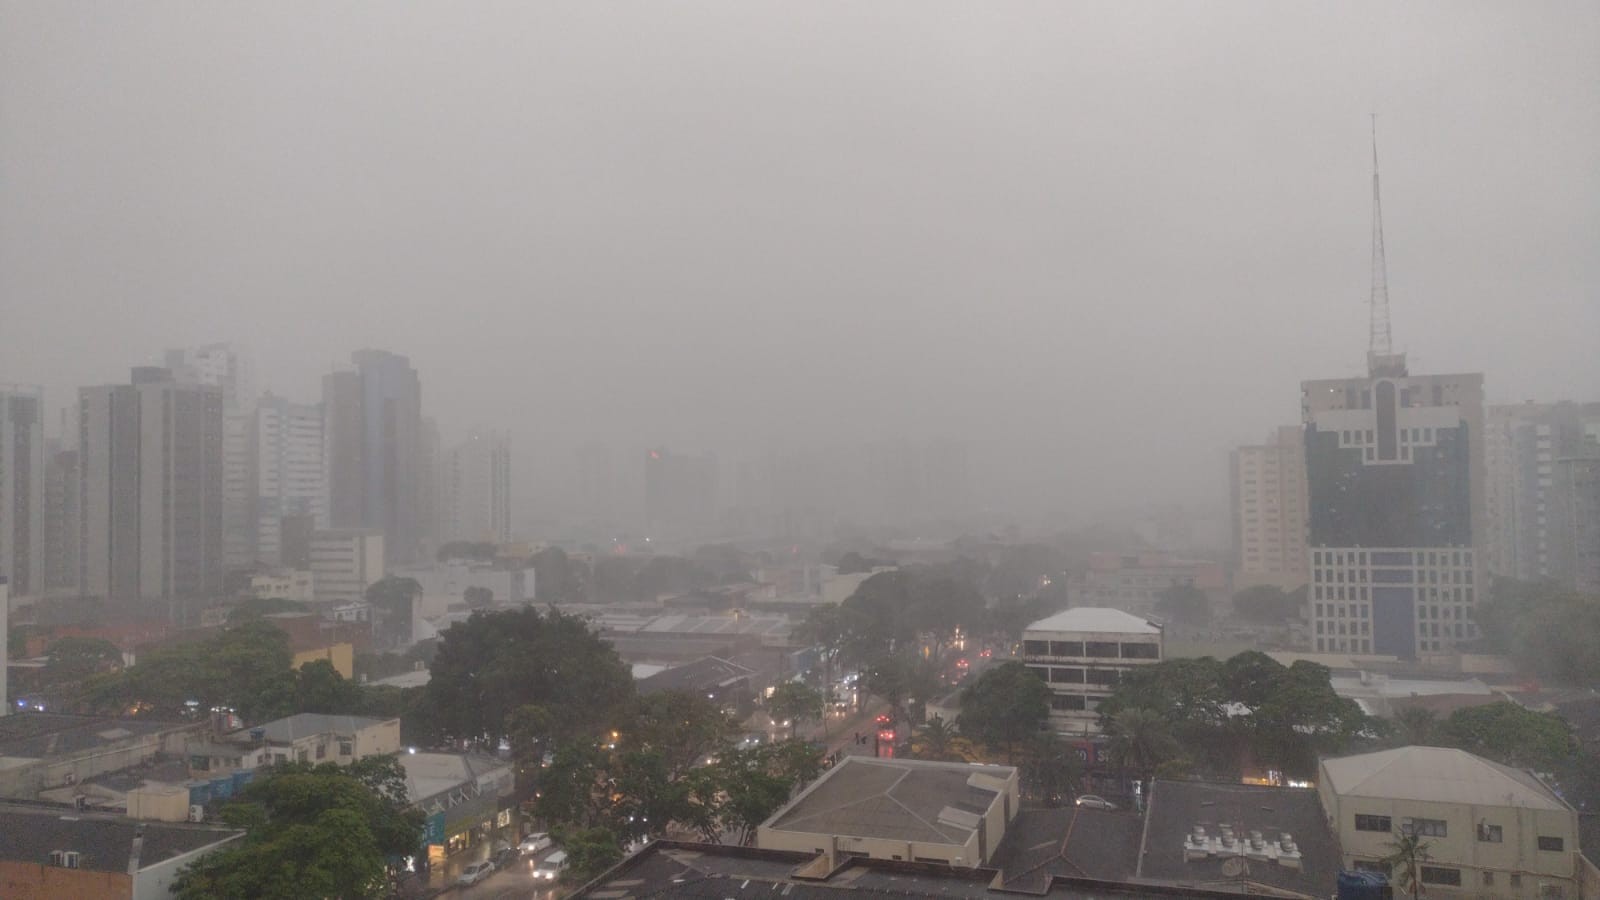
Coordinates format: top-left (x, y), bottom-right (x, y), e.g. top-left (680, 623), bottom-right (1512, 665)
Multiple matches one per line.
top-left (532, 850), bottom-right (567, 881)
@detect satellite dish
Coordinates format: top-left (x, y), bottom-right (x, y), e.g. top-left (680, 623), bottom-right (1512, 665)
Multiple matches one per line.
top-left (1221, 857), bottom-right (1246, 877)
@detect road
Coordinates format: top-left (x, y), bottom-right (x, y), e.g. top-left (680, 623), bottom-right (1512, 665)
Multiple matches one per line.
top-left (450, 847), bottom-right (563, 899)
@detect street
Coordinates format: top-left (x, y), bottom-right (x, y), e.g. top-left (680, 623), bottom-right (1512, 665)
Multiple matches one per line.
top-left (448, 847), bottom-right (563, 899)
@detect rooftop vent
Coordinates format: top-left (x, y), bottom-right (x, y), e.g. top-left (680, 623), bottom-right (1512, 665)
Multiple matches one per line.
top-left (1184, 824), bottom-right (1302, 870)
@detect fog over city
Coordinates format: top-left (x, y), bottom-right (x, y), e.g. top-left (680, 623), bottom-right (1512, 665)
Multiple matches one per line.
top-left (4, 1), bottom-right (1597, 528)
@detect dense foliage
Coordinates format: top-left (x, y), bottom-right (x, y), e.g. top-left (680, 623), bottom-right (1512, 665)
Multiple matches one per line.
top-left (174, 757), bottom-right (423, 900)
top-left (1477, 577), bottom-right (1600, 685)
top-left (958, 661), bottom-right (1052, 763)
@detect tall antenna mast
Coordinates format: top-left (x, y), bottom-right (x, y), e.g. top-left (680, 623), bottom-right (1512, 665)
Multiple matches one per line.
top-left (1368, 115), bottom-right (1393, 359)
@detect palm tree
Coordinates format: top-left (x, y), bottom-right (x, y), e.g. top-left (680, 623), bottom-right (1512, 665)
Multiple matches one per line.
top-left (1383, 830), bottom-right (1431, 900)
top-left (916, 716), bottom-right (956, 760)
top-left (1105, 708), bottom-right (1180, 780)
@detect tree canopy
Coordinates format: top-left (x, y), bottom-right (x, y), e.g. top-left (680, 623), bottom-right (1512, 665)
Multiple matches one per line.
top-left (958, 661), bottom-right (1051, 763)
top-left (174, 757), bottom-right (423, 900)
top-left (1476, 577), bottom-right (1600, 685)
top-left (418, 606), bottom-right (634, 748)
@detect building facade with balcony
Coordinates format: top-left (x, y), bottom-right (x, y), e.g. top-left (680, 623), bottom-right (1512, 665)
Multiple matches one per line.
top-left (1022, 607), bottom-right (1163, 736)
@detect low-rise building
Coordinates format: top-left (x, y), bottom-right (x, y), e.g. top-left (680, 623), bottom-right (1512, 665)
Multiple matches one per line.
top-left (1022, 607), bottom-right (1163, 735)
top-left (757, 756), bottom-right (1019, 868)
top-left (0, 713), bottom-right (202, 801)
top-left (247, 569), bottom-right (314, 603)
top-left (401, 752), bottom-right (515, 865)
top-left (389, 560), bottom-right (534, 618)
top-left (1319, 745), bottom-right (1583, 898)
top-left (0, 802), bottom-right (243, 899)
top-left (186, 713), bottom-right (400, 776)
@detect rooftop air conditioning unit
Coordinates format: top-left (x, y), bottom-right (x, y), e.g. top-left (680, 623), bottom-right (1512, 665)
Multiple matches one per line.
top-left (189, 805), bottom-right (205, 823)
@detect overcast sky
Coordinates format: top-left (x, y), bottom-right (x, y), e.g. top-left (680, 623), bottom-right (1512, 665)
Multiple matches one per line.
top-left (3, 2), bottom-right (1596, 523)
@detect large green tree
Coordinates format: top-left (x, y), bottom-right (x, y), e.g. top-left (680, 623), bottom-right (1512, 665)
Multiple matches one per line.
top-left (420, 607), bottom-right (634, 748)
top-left (1435, 702), bottom-right (1575, 770)
top-left (768, 681), bottom-right (824, 740)
top-left (174, 757), bottom-right (423, 900)
top-left (958, 661), bottom-right (1051, 763)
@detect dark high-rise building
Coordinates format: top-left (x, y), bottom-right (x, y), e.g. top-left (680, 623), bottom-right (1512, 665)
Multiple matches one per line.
top-left (322, 350), bottom-right (425, 563)
top-left (1300, 128), bottom-right (1486, 659)
top-left (43, 441), bottom-right (80, 594)
top-left (79, 368), bottom-right (224, 620)
top-left (0, 385), bottom-right (45, 597)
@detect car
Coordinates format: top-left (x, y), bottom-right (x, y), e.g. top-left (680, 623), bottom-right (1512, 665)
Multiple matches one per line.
top-left (455, 860), bottom-right (495, 886)
top-left (492, 846), bottom-right (520, 868)
top-left (519, 832), bottom-right (554, 854)
top-left (1074, 794), bottom-right (1117, 810)
top-left (531, 849), bottom-right (568, 881)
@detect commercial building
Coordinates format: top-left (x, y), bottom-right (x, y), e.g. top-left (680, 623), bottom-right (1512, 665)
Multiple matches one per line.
top-left (1022, 608), bottom-right (1163, 735)
top-left (0, 713), bottom-right (203, 801)
top-left (1230, 425), bottom-right (1309, 591)
top-left (323, 350), bottom-right (426, 563)
top-left (757, 757), bottom-right (1019, 868)
top-left (0, 386), bottom-right (45, 599)
top-left (253, 393), bottom-right (327, 567)
top-left (0, 802), bottom-right (243, 900)
top-left (401, 752), bottom-right (515, 865)
top-left (247, 569), bottom-right (314, 604)
top-left (1302, 363), bottom-right (1487, 658)
top-left (442, 430), bottom-right (511, 544)
top-left (1319, 745), bottom-right (1583, 899)
top-left (166, 344), bottom-right (255, 571)
top-left (79, 369), bottom-right (224, 620)
top-left (308, 529), bottom-right (384, 605)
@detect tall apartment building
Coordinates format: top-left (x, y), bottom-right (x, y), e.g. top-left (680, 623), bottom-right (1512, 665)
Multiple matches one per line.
top-left (254, 393), bottom-right (328, 566)
top-left (443, 430), bottom-right (511, 543)
top-left (323, 350), bottom-right (425, 563)
top-left (42, 440), bottom-right (81, 594)
top-left (166, 344), bottom-right (256, 569)
top-left (79, 368), bottom-right (224, 619)
top-left (1230, 426), bottom-right (1309, 591)
top-left (1484, 402), bottom-right (1600, 589)
top-left (0, 386), bottom-right (45, 597)
top-left (1022, 608), bottom-right (1163, 735)
top-left (1553, 456), bottom-right (1600, 594)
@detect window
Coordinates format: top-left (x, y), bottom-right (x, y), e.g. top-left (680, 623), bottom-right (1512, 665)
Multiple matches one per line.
top-left (339, 740), bottom-right (354, 756)
top-left (1537, 835), bottom-right (1564, 852)
top-left (316, 743), bottom-right (327, 760)
top-left (1050, 695), bottom-right (1086, 712)
top-left (1511, 874), bottom-right (1522, 888)
top-left (1023, 640), bottom-right (1049, 656)
top-left (1352, 859), bottom-right (1391, 875)
top-left (1402, 818), bottom-right (1447, 837)
top-left (1477, 823), bottom-right (1502, 843)
top-left (1120, 642), bottom-right (1159, 659)
top-left (1419, 866), bottom-right (1461, 886)
top-left (1482, 871), bottom-right (1494, 886)
top-left (1084, 641), bottom-right (1119, 658)
top-left (1354, 814), bottom-right (1391, 833)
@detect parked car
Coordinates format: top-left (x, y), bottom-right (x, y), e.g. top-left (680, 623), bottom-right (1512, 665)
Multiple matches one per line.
top-left (1074, 794), bottom-right (1117, 810)
top-left (532, 850), bottom-right (568, 881)
top-left (455, 860), bottom-right (495, 886)
top-left (519, 832), bottom-right (554, 854)
top-left (492, 846), bottom-right (519, 868)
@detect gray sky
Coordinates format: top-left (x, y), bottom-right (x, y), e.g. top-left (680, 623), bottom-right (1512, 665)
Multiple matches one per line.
top-left (3, 1), bottom-right (1597, 522)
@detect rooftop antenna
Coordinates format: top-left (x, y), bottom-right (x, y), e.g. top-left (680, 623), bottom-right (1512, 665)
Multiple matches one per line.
top-left (1366, 116), bottom-right (1405, 377)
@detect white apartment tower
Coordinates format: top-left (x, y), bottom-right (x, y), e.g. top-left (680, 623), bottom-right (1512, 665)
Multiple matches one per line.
top-left (444, 430), bottom-right (511, 544)
top-left (166, 344), bottom-right (256, 569)
top-left (1230, 425), bottom-right (1309, 591)
top-left (0, 386), bottom-right (46, 598)
top-left (255, 393), bottom-right (328, 566)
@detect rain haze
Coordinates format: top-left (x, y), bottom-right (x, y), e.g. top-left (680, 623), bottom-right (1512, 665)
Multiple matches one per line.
top-left (3, 1), bottom-right (1597, 534)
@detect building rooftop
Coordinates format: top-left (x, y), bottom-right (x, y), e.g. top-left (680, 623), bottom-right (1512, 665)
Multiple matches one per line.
top-left (1026, 608), bottom-right (1161, 635)
top-left (990, 806), bottom-right (1144, 892)
top-left (570, 840), bottom-right (1286, 899)
top-left (1320, 745), bottom-right (1569, 811)
top-left (0, 803), bottom-right (242, 874)
top-left (0, 713), bottom-right (188, 763)
top-left (232, 713), bottom-right (393, 744)
top-left (398, 752), bottom-right (509, 806)
top-left (763, 757), bottom-right (1015, 847)
top-left (637, 656), bottom-right (755, 696)
top-left (1137, 780), bottom-right (1341, 899)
